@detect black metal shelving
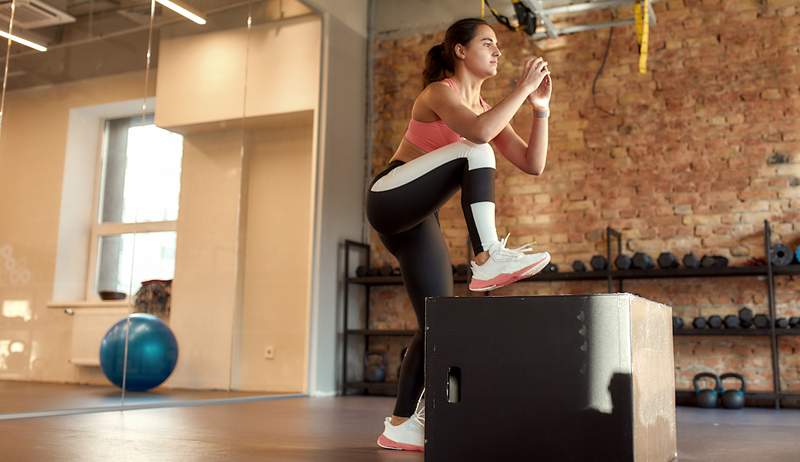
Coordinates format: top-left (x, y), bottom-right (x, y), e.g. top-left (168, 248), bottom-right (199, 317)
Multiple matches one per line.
top-left (343, 220), bottom-right (800, 408)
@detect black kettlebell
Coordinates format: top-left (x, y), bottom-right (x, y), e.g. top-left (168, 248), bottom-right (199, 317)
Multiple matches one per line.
top-left (693, 372), bottom-right (721, 408)
top-left (719, 373), bottom-right (746, 410)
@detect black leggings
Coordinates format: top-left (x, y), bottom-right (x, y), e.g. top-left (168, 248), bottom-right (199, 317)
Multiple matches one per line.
top-left (366, 140), bottom-right (497, 417)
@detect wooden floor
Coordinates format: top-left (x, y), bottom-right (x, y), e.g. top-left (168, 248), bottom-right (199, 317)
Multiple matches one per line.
top-left (0, 396), bottom-right (799, 461)
top-left (0, 381), bottom-right (286, 414)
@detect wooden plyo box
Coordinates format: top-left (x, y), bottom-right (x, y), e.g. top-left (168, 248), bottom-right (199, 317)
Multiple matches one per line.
top-left (424, 294), bottom-right (677, 462)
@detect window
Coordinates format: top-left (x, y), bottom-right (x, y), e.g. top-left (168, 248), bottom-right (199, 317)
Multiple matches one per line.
top-left (88, 114), bottom-right (183, 299)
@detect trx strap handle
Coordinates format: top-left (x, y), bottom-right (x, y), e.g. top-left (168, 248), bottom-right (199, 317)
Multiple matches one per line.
top-left (634, 0), bottom-right (650, 74)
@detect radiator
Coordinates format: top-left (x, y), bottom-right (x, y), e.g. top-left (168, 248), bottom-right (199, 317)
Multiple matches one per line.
top-left (69, 308), bottom-right (131, 366)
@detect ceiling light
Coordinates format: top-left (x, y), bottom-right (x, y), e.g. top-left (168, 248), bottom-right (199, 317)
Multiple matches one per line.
top-left (156, 0), bottom-right (207, 25)
top-left (0, 30), bottom-right (46, 52)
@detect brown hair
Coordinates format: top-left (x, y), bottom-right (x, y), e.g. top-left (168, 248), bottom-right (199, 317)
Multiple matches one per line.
top-left (422, 18), bottom-right (491, 87)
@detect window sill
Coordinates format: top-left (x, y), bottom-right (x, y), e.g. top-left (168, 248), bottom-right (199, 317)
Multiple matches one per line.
top-left (47, 300), bottom-right (133, 310)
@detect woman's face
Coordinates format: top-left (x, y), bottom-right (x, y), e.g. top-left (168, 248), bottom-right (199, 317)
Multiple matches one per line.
top-left (457, 24), bottom-right (501, 78)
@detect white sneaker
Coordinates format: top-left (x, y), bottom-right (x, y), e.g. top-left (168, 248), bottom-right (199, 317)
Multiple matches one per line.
top-left (377, 390), bottom-right (425, 452)
top-left (469, 234), bottom-right (551, 292)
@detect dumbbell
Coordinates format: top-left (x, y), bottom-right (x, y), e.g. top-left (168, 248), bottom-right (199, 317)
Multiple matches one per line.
top-left (789, 317), bottom-right (800, 328)
top-left (753, 314), bottom-right (771, 329)
top-left (379, 264), bottom-right (393, 276)
top-left (632, 252), bottom-right (655, 270)
top-left (658, 252), bottom-right (679, 269)
top-left (572, 260), bottom-right (587, 272)
top-left (683, 253), bottom-right (700, 269)
top-left (775, 317), bottom-right (790, 329)
top-left (615, 254), bottom-right (632, 270)
top-left (723, 315), bottom-right (740, 329)
top-left (707, 315), bottom-right (723, 329)
top-left (771, 243), bottom-right (793, 267)
top-left (672, 316), bottom-right (684, 330)
top-left (367, 267), bottom-right (381, 277)
top-left (701, 255), bottom-right (729, 269)
top-left (739, 307), bottom-right (754, 328)
top-left (700, 255), bottom-right (716, 268)
top-left (545, 263), bottom-right (559, 273)
top-left (590, 255), bottom-right (608, 271)
top-left (392, 267), bottom-right (401, 276)
top-left (356, 265), bottom-right (368, 277)
top-left (692, 317), bottom-right (708, 329)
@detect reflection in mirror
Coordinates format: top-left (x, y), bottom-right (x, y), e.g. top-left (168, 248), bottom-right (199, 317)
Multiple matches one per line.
top-left (0, 0), bottom-right (317, 418)
top-left (118, 0), bottom-right (316, 407)
top-left (224, 0), bottom-right (319, 397)
top-left (0, 0), bottom-right (157, 415)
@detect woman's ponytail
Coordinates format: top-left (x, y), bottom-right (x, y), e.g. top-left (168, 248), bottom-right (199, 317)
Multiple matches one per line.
top-left (422, 43), bottom-right (448, 87)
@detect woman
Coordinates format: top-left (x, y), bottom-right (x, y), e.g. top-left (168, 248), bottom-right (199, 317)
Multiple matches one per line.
top-left (368, 18), bottom-right (552, 451)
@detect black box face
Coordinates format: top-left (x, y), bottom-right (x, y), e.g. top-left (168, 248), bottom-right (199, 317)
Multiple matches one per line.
top-left (425, 295), bottom-right (635, 462)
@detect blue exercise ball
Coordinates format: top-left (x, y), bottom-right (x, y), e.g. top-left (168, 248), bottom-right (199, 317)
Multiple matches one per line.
top-left (100, 313), bottom-right (178, 392)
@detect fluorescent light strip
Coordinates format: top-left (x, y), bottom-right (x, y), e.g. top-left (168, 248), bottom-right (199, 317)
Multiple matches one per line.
top-left (0, 30), bottom-right (47, 52)
top-left (156, 0), bottom-right (207, 25)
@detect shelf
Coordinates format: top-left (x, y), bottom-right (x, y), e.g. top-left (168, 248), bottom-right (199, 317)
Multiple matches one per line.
top-left (347, 329), bottom-right (415, 336)
top-left (351, 385), bottom-right (800, 404)
top-left (347, 328), bottom-right (800, 338)
top-left (676, 390), bottom-right (800, 401)
top-left (613, 266), bottom-right (767, 279)
top-left (345, 381), bottom-right (398, 394)
top-left (47, 300), bottom-right (133, 310)
top-left (673, 329), bottom-right (800, 337)
top-left (343, 224), bottom-right (800, 409)
top-left (347, 264), bottom-right (800, 286)
top-left (349, 275), bottom-right (469, 286)
top-left (773, 264), bottom-right (800, 275)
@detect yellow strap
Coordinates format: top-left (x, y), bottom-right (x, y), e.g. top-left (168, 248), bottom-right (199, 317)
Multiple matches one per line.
top-left (639, 0), bottom-right (649, 74)
top-left (481, 0), bottom-right (485, 18)
top-left (634, 3), bottom-right (643, 45)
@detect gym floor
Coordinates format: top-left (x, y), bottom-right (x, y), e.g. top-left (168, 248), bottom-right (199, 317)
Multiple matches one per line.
top-left (1, 396), bottom-right (798, 461)
top-left (0, 381), bottom-right (285, 415)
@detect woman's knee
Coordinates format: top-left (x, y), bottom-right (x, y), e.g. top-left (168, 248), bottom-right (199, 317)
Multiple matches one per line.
top-left (464, 142), bottom-right (496, 170)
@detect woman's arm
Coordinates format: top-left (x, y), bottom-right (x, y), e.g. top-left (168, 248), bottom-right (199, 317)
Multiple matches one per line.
top-left (490, 111), bottom-right (549, 175)
top-left (491, 74), bottom-right (553, 175)
top-left (424, 57), bottom-right (550, 144)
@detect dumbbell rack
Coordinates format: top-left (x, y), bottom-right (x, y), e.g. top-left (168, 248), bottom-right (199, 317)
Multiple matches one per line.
top-left (342, 220), bottom-right (800, 409)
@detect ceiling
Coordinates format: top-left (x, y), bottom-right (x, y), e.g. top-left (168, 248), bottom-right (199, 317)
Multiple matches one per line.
top-left (1, 0), bottom-right (314, 90)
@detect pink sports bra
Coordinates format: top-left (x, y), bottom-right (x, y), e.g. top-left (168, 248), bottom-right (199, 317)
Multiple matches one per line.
top-left (403, 78), bottom-right (489, 153)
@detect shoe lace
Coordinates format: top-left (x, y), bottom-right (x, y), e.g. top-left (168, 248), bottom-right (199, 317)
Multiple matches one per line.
top-left (491, 234), bottom-right (536, 260)
top-left (412, 389), bottom-right (425, 424)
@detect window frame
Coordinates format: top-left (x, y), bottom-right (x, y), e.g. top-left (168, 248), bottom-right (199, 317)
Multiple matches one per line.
top-left (85, 114), bottom-right (179, 301)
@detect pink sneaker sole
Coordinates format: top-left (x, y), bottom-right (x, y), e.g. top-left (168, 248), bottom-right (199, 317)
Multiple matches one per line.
top-left (469, 254), bottom-right (550, 292)
top-left (377, 434), bottom-right (424, 452)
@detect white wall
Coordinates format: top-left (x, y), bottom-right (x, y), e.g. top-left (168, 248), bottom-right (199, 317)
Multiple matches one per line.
top-left (303, 0), bottom-right (369, 37)
top-left (303, 2), bottom-right (369, 396)
top-left (159, 20), bottom-right (321, 391)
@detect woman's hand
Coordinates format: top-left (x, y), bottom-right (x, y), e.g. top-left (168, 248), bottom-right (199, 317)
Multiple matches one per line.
top-left (516, 57), bottom-right (550, 95)
top-left (528, 73), bottom-right (552, 110)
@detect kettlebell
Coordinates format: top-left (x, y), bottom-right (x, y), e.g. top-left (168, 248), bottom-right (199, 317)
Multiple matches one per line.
top-left (719, 372), bottom-right (746, 409)
top-left (364, 352), bottom-right (387, 383)
top-left (693, 372), bottom-right (721, 408)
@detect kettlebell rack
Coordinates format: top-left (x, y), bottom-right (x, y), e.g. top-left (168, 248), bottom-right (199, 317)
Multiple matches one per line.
top-left (342, 219), bottom-right (800, 409)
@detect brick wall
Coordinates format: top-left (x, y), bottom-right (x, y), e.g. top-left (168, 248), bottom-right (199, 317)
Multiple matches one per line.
top-left (365, 0), bottom-right (800, 393)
